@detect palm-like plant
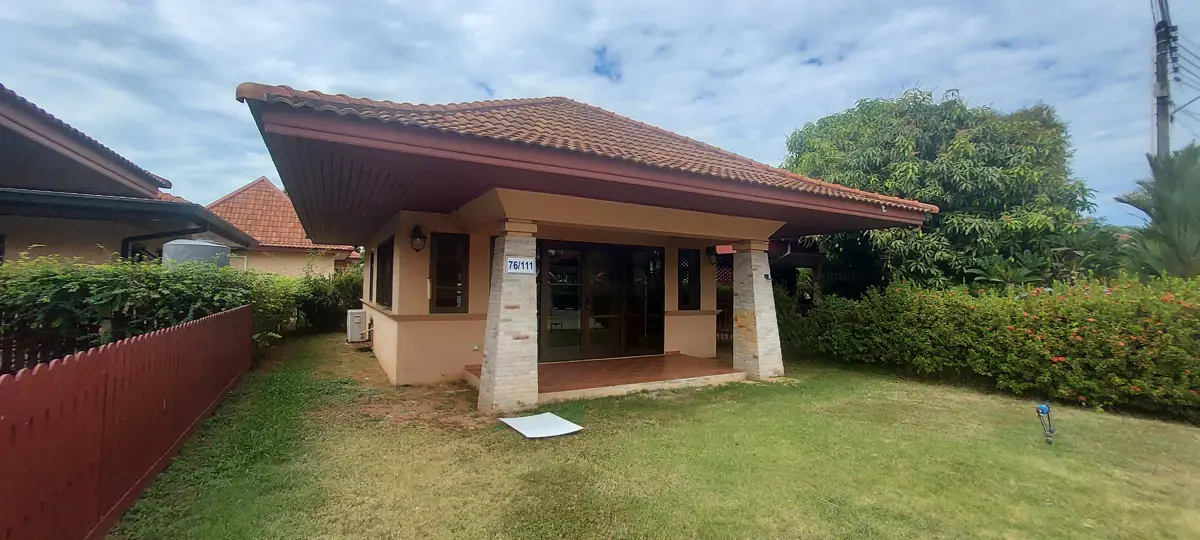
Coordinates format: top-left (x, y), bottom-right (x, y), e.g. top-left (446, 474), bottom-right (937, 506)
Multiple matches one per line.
top-left (1117, 144), bottom-right (1200, 278)
top-left (965, 253), bottom-right (1044, 286)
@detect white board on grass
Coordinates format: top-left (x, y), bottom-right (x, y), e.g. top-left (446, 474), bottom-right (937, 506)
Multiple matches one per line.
top-left (499, 413), bottom-right (583, 438)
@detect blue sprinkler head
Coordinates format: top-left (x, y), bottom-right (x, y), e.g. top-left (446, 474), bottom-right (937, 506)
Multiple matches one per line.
top-left (1037, 404), bottom-right (1051, 415)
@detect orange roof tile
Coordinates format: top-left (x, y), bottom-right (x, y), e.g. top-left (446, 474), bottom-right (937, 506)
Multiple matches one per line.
top-left (155, 191), bottom-right (190, 203)
top-left (207, 177), bottom-right (354, 251)
top-left (236, 83), bottom-right (937, 214)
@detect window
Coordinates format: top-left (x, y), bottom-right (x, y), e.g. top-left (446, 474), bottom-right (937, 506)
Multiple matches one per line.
top-left (430, 233), bottom-right (470, 313)
top-left (678, 248), bottom-right (701, 311)
top-left (375, 236), bottom-right (394, 309)
top-left (368, 249), bottom-right (375, 300)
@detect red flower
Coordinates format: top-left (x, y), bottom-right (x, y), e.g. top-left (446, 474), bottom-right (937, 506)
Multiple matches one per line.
top-left (1079, 395), bottom-right (1087, 401)
top-left (1027, 329), bottom-right (1034, 334)
top-left (1163, 293), bottom-right (1175, 302)
top-left (1033, 315), bottom-right (1040, 320)
top-left (1191, 389), bottom-right (1198, 395)
top-left (1007, 325), bottom-right (1016, 331)
top-left (1036, 335), bottom-right (1044, 340)
top-left (1117, 341), bottom-right (1126, 347)
top-left (1051, 356), bottom-right (1065, 363)
top-left (1132, 385), bottom-right (1142, 393)
top-left (894, 288), bottom-right (901, 292)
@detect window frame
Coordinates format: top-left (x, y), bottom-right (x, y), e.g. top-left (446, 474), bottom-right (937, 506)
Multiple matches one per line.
top-left (429, 232), bottom-right (471, 314)
top-left (677, 248), bottom-right (702, 311)
top-left (375, 236), bottom-right (394, 309)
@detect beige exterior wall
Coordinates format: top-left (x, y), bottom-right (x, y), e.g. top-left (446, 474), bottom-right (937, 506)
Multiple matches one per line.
top-left (363, 189), bottom-right (780, 386)
top-left (0, 215), bottom-right (164, 264)
top-left (237, 249), bottom-right (337, 276)
top-left (363, 302), bottom-right (399, 382)
top-left (663, 247), bottom-right (718, 358)
top-left (397, 318), bottom-right (486, 384)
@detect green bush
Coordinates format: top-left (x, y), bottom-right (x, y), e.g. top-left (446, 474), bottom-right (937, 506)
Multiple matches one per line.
top-left (0, 256), bottom-right (303, 354)
top-left (779, 278), bottom-right (1200, 422)
top-left (296, 264), bottom-right (363, 331)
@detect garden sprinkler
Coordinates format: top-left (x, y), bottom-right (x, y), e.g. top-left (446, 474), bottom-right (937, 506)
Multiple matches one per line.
top-left (1036, 403), bottom-right (1055, 445)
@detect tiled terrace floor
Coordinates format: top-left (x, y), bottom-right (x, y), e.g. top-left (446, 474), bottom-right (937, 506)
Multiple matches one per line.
top-left (464, 354), bottom-right (741, 393)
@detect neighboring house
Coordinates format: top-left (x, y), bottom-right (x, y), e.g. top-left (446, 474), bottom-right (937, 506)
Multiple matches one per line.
top-left (0, 83), bottom-right (254, 263)
top-left (207, 177), bottom-right (356, 276)
top-left (236, 83), bottom-right (937, 412)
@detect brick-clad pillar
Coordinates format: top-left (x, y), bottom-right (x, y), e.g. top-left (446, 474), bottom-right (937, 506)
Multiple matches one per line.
top-left (732, 240), bottom-right (784, 379)
top-left (478, 221), bottom-right (539, 412)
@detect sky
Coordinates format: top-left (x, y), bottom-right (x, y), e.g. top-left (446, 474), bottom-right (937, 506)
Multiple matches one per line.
top-left (2, 0), bottom-right (1199, 226)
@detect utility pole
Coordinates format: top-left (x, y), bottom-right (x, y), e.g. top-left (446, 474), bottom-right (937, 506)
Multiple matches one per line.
top-left (1154, 0), bottom-right (1173, 158)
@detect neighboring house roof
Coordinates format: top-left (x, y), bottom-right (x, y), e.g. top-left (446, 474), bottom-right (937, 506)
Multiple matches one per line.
top-left (0, 83), bottom-right (171, 189)
top-left (235, 83), bottom-right (937, 214)
top-left (207, 176), bottom-right (354, 251)
top-left (0, 187), bottom-right (255, 249)
top-left (155, 191), bottom-right (190, 203)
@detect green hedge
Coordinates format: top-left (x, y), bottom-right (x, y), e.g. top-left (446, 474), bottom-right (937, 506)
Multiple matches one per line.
top-left (779, 278), bottom-right (1200, 422)
top-left (0, 256), bottom-right (306, 353)
top-left (296, 265), bottom-right (363, 331)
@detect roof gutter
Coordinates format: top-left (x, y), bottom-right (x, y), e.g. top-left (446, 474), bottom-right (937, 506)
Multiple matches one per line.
top-left (0, 188), bottom-right (257, 249)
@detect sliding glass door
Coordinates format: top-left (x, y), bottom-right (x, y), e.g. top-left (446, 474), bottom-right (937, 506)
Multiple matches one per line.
top-left (538, 241), bottom-right (664, 362)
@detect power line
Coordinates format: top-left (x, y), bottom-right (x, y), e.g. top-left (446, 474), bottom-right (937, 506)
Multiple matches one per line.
top-left (1175, 64), bottom-right (1200, 84)
top-left (1174, 71), bottom-right (1200, 89)
top-left (1177, 47), bottom-right (1200, 69)
top-left (1180, 32), bottom-right (1200, 51)
top-left (1175, 113), bottom-right (1200, 141)
top-left (1177, 43), bottom-right (1200, 69)
top-left (1177, 80), bottom-right (1200, 93)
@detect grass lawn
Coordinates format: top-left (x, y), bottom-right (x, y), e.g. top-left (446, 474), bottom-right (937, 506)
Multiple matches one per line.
top-left (111, 333), bottom-right (1200, 540)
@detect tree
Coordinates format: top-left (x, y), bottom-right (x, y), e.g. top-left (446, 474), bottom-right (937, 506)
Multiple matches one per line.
top-left (783, 89), bottom-right (1102, 287)
top-left (1117, 144), bottom-right (1200, 278)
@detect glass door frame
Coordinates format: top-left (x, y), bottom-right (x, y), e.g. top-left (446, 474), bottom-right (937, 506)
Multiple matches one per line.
top-left (536, 240), bottom-right (665, 363)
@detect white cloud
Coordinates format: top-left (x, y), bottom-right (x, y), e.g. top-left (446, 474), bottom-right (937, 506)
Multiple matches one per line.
top-left (2, 0), bottom-right (1198, 225)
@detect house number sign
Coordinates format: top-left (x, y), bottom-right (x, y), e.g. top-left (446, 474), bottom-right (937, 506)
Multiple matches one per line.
top-left (505, 256), bottom-right (537, 275)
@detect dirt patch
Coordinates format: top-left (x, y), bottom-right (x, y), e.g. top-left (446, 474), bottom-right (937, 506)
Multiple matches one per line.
top-left (316, 381), bottom-right (495, 430)
top-left (312, 340), bottom-right (394, 390)
top-left (307, 338), bottom-right (494, 429)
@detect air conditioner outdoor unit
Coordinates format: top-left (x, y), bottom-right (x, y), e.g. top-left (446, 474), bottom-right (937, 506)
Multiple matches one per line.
top-left (347, 309), bottom-right (369, 343)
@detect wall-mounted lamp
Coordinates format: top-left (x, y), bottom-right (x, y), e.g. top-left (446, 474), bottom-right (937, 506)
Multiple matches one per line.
top-left (409, 225), bottom-right (428, 252)
top-left (706, 246), bottom-right (719, 265)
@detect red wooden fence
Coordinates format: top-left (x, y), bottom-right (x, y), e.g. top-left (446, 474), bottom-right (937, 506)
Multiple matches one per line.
top-left (0, 305), bottom-right (253, 540)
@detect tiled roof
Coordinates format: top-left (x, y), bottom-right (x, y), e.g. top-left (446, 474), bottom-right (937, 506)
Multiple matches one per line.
top-left (1, 82), bottom-right (171, 189)
top-left (236, 83), bottom-right (937, 214)
top-left (207, 177), bottom-right (354, 251)
top-left (155, 191), bottom-right (190, 203)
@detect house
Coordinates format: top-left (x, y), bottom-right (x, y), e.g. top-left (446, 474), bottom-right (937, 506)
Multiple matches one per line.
top-left (207, 176), bottom-right (357, 275)
top-left (236, 83), bottom-right (937, 412)
top-left (0, 83), bottom-right (253, 262)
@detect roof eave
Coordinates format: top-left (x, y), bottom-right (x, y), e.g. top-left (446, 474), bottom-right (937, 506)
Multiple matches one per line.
top-left (0, 83), bottom-right (170, 190)
top-left (249, 103), bottom-right (931, 230)
top-left (0, 188), bottom-right (256, 248)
